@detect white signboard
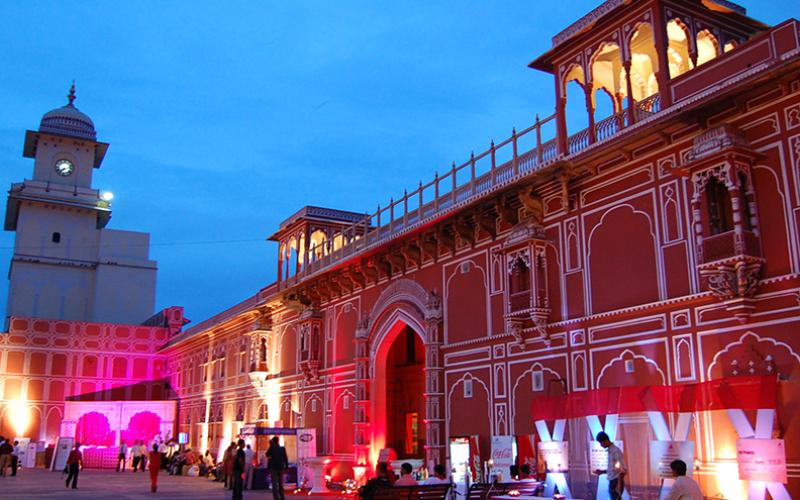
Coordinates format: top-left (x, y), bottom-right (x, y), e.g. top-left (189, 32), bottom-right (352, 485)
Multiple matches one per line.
top-left (51, 437), bottom-right (74, 472)
top-left (491, 435), bottom-right (514, 467)
top-left (589, 440), bottom-right (623, 471)
top-left (490, 435), bottom-right (514, 481)
top-left (25, 441), bottom-right (37, 468)
top-left (737, 439), bottom-right (787, 483)
top-left (13, 438), bottom-right (31, 469)
top-left (296, 428), bottom-right (316, 459)
top-left (649, 441), bottom-right (695, 479)
top-left (538, 441), bottom-right (569, 473)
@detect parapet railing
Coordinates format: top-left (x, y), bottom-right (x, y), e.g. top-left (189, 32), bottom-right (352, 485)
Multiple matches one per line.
top-left (285, 113), bottom-right (560, 285)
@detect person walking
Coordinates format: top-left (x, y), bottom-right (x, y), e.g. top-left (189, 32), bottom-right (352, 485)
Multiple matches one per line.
top-left (140, 440), bottom-right (148, 472)
top-left (65, 443), bottom-right (83, 489)
top-left (222, 442), bottom-right (235, 489)
top-left (244, 444), bottom-right (254, 490)
top-left (148, 444), bottom-right (162, 493)
top-left (664, 460), bottom-right (703, 500)
top-left (132, 441), bottom-right (143, 472)
top-left (232, 439), bottom-right (246, 500)
top-left (10, 440), bottom-right (20, 476)
top-left (595, 432), bottom-right (627, 500)
top-left (116, 441), bottom-right (128, 472)
top-left (266, 436), bottom-right (288, 500)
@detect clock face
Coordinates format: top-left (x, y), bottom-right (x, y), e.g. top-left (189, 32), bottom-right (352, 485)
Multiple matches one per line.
top-left (55, 159), bottom-right (74, 177)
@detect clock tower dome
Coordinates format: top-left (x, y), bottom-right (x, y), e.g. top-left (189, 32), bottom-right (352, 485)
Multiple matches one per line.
top-left (4, 85), bottom-right (157, 325)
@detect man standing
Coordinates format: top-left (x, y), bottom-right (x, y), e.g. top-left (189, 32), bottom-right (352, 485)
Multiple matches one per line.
top-left (232, 439), bottom-right (246, 500)
top-left (132, 441), bottom-right (142, 472)
top-left (595, 432), bottom-right (627, 500)
top-left (10, 440), bottom-right (20, 476)
top-left (0, 437), bottom-right (12, 476)
top-left (664, 460), bottom-right (703, 500)
top-left (65, 442), bottom-right (83, 489)
top-left (116, 441), bottom-right (128, 472)
top-left (266, 436), bottom-right (288, 500)
top-left (243, 444), bottom-right (254, 490)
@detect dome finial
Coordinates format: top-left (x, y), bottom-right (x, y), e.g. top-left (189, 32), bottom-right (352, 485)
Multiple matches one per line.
top-left (67, 80), bottom-right (76, 106)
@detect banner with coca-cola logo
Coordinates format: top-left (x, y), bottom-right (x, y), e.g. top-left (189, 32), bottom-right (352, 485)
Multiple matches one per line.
top-left (490, 435), bottom-right (514, 480)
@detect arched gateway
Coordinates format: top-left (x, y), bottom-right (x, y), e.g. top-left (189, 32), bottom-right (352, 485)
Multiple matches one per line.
top-left (352, 279), bottom-right (445, 471)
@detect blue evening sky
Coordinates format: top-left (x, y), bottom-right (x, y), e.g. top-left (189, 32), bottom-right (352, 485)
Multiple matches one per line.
top-left (0, 1), bottom-right (794, 326)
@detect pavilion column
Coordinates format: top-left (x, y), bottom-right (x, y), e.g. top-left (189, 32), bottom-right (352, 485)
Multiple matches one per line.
top-left (584, 82), bottom-right (596, 144)
top-left (423, 292), bottom-right (444, 469)
top-left (624, 59), bottom-right (636, 124)
top-left (352, 318), bottom-right (371, 472)
top-left (652, 6), bottom-right (673, 108)
top-left (555, 71), bottom-right (569, 156)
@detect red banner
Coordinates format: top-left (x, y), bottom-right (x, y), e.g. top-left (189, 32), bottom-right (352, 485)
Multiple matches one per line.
top-left (531, 375), bottom-right (777, 421)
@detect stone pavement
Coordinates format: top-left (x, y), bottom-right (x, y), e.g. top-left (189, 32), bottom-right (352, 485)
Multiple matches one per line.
top-left (0, 468), bottom-right (344, 499)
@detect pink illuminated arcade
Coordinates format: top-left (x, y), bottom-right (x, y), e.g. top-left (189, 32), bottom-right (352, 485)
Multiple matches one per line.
top-left (2, 1), bottom-right (800, 498)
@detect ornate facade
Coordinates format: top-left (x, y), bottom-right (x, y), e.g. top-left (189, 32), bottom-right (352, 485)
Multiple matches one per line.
top-left (2, 1), bottom-right (800, 498)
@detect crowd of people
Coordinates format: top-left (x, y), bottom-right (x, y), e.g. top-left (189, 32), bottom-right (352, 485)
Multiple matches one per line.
top-left (0, 436), bottom-right (21, 477)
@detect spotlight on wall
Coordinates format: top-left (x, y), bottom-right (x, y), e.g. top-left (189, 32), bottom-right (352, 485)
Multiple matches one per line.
top-left (101, 191), bottom-right (114, 202)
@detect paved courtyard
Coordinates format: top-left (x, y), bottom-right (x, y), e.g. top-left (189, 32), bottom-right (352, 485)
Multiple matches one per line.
top-left (0, 468), bottom-right (341, 499)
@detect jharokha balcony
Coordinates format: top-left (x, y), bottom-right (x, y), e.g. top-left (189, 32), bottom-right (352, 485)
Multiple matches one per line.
top-left (273, 9), bottom-right (799, 294)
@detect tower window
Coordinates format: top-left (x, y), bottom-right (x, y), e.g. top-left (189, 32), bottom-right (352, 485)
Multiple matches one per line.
top-left (52, 232), bottom-right (61, 243)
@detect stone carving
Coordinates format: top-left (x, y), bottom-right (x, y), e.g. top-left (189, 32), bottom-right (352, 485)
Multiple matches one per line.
top-left (687, 123), bottom-right (752, 162)
top-left (700, 258), bottom-right (761, 300)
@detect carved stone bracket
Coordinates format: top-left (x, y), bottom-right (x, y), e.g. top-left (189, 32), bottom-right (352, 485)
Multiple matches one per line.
top-left (507, 317), bottom-right (526, 346)
top-left (699, 256), bottom-right (763, 322)
top-left (530, 307), bottom-right (552, 347)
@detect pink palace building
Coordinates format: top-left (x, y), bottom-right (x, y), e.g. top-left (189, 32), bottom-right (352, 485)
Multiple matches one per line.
top-left (2, 0), bottom-right (800, 498)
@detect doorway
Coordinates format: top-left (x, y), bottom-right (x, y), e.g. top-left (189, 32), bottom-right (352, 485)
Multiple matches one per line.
top-left (385, 325), bottom-right (425, 459)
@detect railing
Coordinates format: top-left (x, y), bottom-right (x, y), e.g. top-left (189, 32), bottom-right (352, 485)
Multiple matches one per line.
top-left (285, 91), bottom-right (667, 287)
top-left (509, 291), bottom-right (531, 312)
top-left (635, 93), bottom-right (662, 121)
top-left (595, 109), bottom-right (629, 142)
top-left (701, 229), bottom-right (760, 263)
top-left (294, 114), bottom-right (560, 283)
top-left (568, 128), bottom-right (590, 155)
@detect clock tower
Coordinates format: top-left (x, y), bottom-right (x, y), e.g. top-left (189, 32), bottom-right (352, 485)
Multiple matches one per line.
top-left (4, 85), bottom-right (157, 325)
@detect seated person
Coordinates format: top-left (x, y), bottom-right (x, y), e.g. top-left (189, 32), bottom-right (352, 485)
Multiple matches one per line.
top-left (394, 463), bottom-right (418, 486)
top-left (509, 464), bottom-right (520, 481)
top-left (423, 464), bottom-right (450, 485)
top-left (359, 462), bottom-right (392, 500)
top-left (518, 463), bottom-right (537, 481)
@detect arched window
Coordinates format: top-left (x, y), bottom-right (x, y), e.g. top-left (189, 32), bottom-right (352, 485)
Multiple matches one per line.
top-left (696, 30), bottom-right (719, 66)
top-left (705, 177), bottom-right (733, 235)
top-left (591, 43), bottom-right (623, 118)
top-left (628, 23), bottom-right (659, 100)
top-left (309, 230), bottom-right (327, 261)
top-left (509, 255), bottom-right (531, 311)
top-left (562, 64), bottom-right (588, 138)
top-left (52, 232), bottom-right (61, 243)
top-left (667, 19), bottom-right (694, 78)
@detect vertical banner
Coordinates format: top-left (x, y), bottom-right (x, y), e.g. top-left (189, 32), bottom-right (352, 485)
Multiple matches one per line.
top-left (50, 436), bottom-right (75, 471)
top-left (468, 435), bottom-right (481, 482)
top-left (490, 435), bottom-right (514, 481)
top-left (14, 438), bottom-right (31, 469)
top-left (296, 428), bottom-right (317, 459)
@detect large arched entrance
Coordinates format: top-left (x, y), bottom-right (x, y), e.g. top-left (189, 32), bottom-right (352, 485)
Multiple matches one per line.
top-left (352, 279), bottom-right (444, 471)
top-left (372, 318), bottom-right (426, 462)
